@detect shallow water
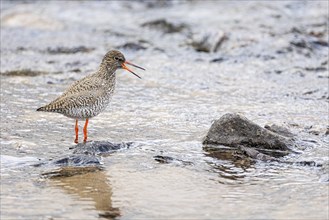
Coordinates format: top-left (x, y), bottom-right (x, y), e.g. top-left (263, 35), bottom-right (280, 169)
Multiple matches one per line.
top-left (1, 1), bottom-right (328, 219)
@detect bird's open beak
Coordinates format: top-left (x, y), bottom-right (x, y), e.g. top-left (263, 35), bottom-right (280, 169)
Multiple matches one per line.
top-left (121, 61), bottom-right (145, 79)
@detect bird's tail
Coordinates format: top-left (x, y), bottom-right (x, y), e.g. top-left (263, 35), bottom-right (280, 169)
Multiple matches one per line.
top-left (36, 106), bottom-right (48, 112)
top-left (36, 104), bottom-right (59, 112)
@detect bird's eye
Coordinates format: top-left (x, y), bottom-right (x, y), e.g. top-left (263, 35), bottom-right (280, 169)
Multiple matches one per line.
top-left (114, 56), bottom-right (123, 62)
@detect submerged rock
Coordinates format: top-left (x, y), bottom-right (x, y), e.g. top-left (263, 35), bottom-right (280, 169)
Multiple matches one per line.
top-left (36, 141), bottom-right (134, 178)
top-left (71, 141), bottom-right (133, 156)
top-left (153, 155), bottom-right (193, 166)
top-left (52, 154), bottom-right (102, 166)
top-left (238, 145), bottom-right (279, 162)
top-left (264, 124), bottom-right (295, 138)
top-left (204, 144), bottom-right (321, 168)
top-left (34, 154), bottom-right (102, 168)
top-left (203, 145), bottom-right (254, 168)
top-left (42, 166), bottom-right (102, 178)
top-left (203, 113), bottom-right (294, 152)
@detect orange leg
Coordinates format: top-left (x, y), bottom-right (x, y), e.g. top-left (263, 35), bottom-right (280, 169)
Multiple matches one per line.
top-left (74, 119), bottom-right (79, 144)
top-left (83, 119), bottom-right (89, 143)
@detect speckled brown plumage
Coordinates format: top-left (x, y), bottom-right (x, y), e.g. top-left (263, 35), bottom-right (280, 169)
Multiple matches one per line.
top-left (37, 50), bottom-right (144, 143)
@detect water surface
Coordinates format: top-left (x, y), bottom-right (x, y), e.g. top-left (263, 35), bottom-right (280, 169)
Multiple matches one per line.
top-left (1, 1), bottom-right (328, 219)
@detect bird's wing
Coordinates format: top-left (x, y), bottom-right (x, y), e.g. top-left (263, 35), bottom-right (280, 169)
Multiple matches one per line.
top-left (43, 89), bottom-right (105, 112)
top-left (51, 74), bottom-right (103, 103)
top-left (65, 75), bottom-right (103, 94)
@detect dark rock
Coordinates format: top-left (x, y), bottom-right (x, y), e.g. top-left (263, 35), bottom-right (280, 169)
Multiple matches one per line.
top-left (116, 42), bottom-right (147, 51)
top-left (35, 141), bottom-right (133, 175)
top-left (154, 155), bottom-right (193, 166)
top-left (203, 113), bottom-right (293, 152)
top-left (300, 88), bottom-right (328, 100)
top-left (71, 141), bottom-right (133, 156)
top-left (187, 30), bottom-right (227, 53)
top-left (308, 130), bottom-right (320, 135)
top-left (154, 155), bottom-right (174, 163)
top-left (33, 154), bottom-right (101, 169)
top-left (290, 35), bottom-right (328, 52)
top-left (141, 19), bottom-right (188, 34)
top-left (210, 57), bottom-right (225, 63)
top-left (139, 0), bottom-right (175, 8)
top-left (238, 146), bottom-right (279, 162)
top-left (290, 38), bottom-right (310, 50)
top-left (46, 46), bottom-right (95, 54)
top-left (264, 124), bottom-right (295, 138)
top-left (1, 69), bottom-right (48, 77)
top-left (302, 89), bottom-right (319, 95)
top-left (293, 161), bottom-right (321, 167)
top-left (17, 46), bottom-right (27, 51)
top-left (53, 155), bottom-right (101, 166)
top-left (312, 40), bottom-right (328, 47)
top-left (276, 49), bottom-right (286, 54)
top-left (304, 67), bottom-right (327, 72)
top-left (35, 141), bottom-right (135, 178)
top-left (70, 68), bottom-right (81, 73)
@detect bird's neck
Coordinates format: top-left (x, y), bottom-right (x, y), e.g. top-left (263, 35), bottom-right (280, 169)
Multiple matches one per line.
top-left (98, 63), bottom-right (117, 81)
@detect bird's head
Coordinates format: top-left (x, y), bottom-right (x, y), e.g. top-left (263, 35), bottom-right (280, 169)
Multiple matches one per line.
top-left (102, 50), bottom-right (145, 79)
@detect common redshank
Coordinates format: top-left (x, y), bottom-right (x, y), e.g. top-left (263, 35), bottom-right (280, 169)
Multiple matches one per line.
top-left (37, 50), bottom-right (145, 143)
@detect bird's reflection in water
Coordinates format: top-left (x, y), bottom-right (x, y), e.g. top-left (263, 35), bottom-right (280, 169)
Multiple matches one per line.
top-left (49, 168), bottom-right (120, 219)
